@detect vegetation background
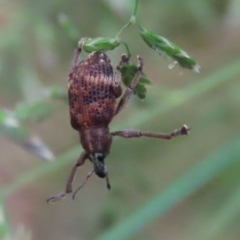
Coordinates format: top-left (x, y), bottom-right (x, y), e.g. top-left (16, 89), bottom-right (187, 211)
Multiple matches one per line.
top-left (0, 0), bottom-right (240, 239)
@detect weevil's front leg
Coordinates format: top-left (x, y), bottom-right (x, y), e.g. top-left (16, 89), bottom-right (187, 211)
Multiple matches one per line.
top-left (114, 55), bottom-right (143, 115)
top-left (70, 38), bottom-right (89, 70)
top-left (112, 54), bottom-right (130, 98)
top-left (47, 151), bottom-right (88, 203)
top-left (111, 125), bottom-right (190, 139)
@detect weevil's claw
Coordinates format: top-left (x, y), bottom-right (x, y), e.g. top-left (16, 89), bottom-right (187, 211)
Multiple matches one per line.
top-left (77, 37), bottom-right (89, 50)
top-left (171, 124), bottom-right (190, 137)
top-left (117, 54), bottom-right (130, 71)
top-left (47, 192), bottom-right (68, 203)
top-left (121, 53), bottom-right (130, 63)
top-left (180, 124), bottom-right (191, 135)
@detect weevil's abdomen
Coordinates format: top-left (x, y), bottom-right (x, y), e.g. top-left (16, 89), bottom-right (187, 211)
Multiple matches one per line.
top-left (68, 52), bottom-right (117, 130)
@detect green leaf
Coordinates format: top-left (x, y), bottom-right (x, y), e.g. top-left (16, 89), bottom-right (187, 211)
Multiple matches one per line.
top-left (139, 26), bottom-right (200, 72)
top-left (120, 63), bottom-right (151, 99)
top-left (0, 109), bottom-right (28, 141)
top-left (121, 64), bottom-right (137, 86)
top-left (15, 101), bottom-right (53, 122)
top-left (0, 109), bottom-right (54, 161)
top-left (45, 86), bottom-right (68, 101)
top-left (135, 83), bottom-right (147, 99)
top-left (138, 76), bottom-right (151, 85)
top-left (83, 37), bottom-right (120, 52)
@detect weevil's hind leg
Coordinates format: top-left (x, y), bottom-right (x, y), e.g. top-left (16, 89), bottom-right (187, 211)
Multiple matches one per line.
top-left (71, 169), bottom-right (94, 200)
top-left (111, 125), bottom-right (190, 139)
top-left (47, 151), bottom-right (88, 203)
top-left (115, 55), bottom-right (143, 115)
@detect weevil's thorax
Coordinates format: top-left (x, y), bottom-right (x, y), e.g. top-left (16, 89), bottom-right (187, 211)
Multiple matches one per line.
top-left (79, 127), bottom-right (112, 154)
top-left (86, 51), bottom-right (112, 68)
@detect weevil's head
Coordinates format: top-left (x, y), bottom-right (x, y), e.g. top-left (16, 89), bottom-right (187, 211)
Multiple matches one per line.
top-left (89, 153), bottom-right (107, 178)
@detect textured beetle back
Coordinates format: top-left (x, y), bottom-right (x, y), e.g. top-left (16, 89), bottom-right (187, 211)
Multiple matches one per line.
top-left (68, 52), bottom-right (116, 130)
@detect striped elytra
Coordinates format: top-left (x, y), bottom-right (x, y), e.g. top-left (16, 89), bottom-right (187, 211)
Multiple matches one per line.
top-left (68, 52), bottom-right (120, 130)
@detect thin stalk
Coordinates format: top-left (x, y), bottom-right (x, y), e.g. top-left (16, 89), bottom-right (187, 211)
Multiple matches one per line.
top-left (132, 0), bottom-right (139, 17)
top-left (115, 0), bottom-right (139, 39)
top-left (115, 20), bottom-right (132, 39)
top-left (121, 41), bottom-right (131, 56)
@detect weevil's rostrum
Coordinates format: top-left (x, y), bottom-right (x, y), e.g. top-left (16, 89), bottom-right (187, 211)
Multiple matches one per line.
top-left (47, 38), bottom-right (190, 203)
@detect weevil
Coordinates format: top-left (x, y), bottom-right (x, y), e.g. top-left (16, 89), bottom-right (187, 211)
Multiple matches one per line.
top-left (47, 39), bottom-right (190, 202)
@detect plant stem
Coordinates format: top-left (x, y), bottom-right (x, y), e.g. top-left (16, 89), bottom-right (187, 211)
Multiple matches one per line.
top-left (133, 0), bottom-right (139, 17)
top-left (121, 42), bottom-right (131, 56)
top-left (115, 21), bottom-right (132, 39)
top-left (115, 0), bottom-right (139, 39)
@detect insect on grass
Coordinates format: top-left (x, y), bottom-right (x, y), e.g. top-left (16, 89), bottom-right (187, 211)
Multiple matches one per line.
top-left (47, 38), bottom-right (190, 202)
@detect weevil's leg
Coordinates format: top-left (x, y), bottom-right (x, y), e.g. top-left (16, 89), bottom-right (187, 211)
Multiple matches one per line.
top-left (72, 169), bottom-right (94, 200)
top-left (70, 38), bottom-right (89, 70)
top-left (47, 151), bottom-right (88, 203)
top-left (111, 125), bottom-right (190, 139)
top-left (112, 54), bottom-right (130, 98)
top-left (115, 55), bottom-right (143, 115)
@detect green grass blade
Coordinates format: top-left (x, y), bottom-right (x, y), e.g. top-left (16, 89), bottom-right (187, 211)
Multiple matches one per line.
top-left (201, 183), bottom-right (240, 240)
top-left (0, 197), bottom-right (11, 239)
top-left (0, 109), bottom-right (54, 161)
top-left (98, 135), bottom-right (240, 240)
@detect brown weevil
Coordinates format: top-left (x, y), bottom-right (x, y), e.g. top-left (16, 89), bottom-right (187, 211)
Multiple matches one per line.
top-left (47, 38), bottom-right (190, 202)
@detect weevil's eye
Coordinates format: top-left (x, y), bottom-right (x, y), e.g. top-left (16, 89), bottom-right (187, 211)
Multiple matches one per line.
top-left (96, 153), bottom-right (104, 162)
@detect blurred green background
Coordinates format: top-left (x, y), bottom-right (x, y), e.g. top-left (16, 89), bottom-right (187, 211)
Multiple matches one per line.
top-left (1, 0), bottom-right (240, 239)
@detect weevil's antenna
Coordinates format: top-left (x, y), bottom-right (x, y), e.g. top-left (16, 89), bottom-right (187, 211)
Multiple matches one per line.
top-left (72, 170), bottom-right (94, 200)
top-left (103, 165), bottom-right (111, 190)
top-left (105, 171), bottom-right (111, 190)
